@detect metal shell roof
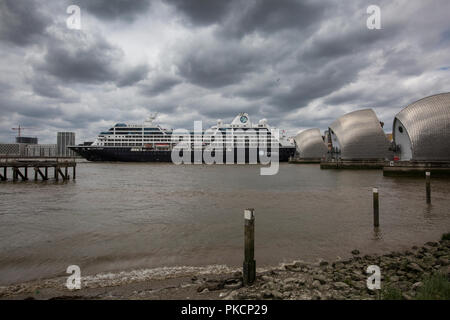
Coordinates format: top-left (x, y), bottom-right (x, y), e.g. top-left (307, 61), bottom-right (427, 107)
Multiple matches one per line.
top-left (393, 92), bottom-right (450, 161)
top-left (294, 128), bottom-right (327, 159)
top-left (329, 109), bottom-right (390, 160)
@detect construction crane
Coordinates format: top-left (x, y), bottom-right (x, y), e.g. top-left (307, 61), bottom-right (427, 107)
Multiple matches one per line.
top-left (12, 125), bottom-right (34, 137)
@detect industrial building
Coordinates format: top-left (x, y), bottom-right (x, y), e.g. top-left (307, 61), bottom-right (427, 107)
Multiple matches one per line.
top-left (294, 128), bottom-right (328, 160)
top-left (328, 109), bottom-right (391, 160)
top-left (26, 144), bottom-right (57, 157)
top-left (16, 136), bottom-right (38, 144)
top-left (0, 143), bottom-right (27, 156)
top-left (393, 93), bottom-right (450, 161)
top-left (0, 132), bottom-right (75, 157)
top-left (57, 132), bottom-right (76, 157)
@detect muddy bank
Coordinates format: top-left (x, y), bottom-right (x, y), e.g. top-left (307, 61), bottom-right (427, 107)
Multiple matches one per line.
top-left (1, 238), bottom-right (449, 300)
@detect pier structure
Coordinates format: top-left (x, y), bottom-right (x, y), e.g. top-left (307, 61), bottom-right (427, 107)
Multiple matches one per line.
top-left (0, 157), bottom-right (76, 182)
top-left (383, 161), bottom-right (450, 177)
top-left (320, 159), bottom-right (388, 170)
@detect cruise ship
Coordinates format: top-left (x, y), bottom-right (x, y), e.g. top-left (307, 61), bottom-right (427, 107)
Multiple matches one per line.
top-left (69, 113), bottom-right (296, 162)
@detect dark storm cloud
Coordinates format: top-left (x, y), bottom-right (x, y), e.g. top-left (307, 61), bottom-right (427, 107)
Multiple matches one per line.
top-left (1, 0), bottom-right (450, 143)
top-left (164, 0), bottom-right (232, 26)
top-left (0, 0), bottom-right (49, 46)
top-left (176, 40), bottom-right (265, 88)
top-left (35, 30), bottom-right (123, 84)
top-left (71, 0), bottom-right (151, 21)
top-left (0, 94), bottom-right (64, 119)
top-left (28, 73), bottom-right (81, 102)
top-left (221, 0), bottom-right (326, 38)
top-left (165, 0), bottom-right (326, 37)
top-left (300, 26), bottom-right (389, 61)
top-left (138, 75), bottom-right (182, 96)
top-left (116, 64), bottom-right (149, 87)
top-left (30, 74), bottom-right (66, 99)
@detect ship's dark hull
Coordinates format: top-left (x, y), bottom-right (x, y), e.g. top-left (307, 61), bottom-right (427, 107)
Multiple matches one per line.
top-left (69, 146), bottom-right (295, 163)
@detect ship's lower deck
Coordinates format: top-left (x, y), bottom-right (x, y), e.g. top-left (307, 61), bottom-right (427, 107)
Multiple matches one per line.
top-left (70, 146), bottom-right (295, 163)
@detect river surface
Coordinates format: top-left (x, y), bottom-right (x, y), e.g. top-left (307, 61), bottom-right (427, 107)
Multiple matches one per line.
top-left (0, 163), bottom-right (449, 285)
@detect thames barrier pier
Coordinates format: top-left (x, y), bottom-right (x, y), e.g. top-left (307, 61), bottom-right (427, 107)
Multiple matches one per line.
top-left (0, 157), bottom-right (76, 182)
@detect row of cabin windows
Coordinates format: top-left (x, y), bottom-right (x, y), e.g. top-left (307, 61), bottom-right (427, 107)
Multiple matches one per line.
top-left (100, 142), bottom-right (274, 146)
top-left (100, 135), bottom-right (272, 140)
top-left (99, 139), bottom-right (273, 143)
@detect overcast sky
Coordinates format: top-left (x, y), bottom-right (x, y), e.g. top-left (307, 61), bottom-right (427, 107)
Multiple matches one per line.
top-left (0, 0), bottom-right (449, 143)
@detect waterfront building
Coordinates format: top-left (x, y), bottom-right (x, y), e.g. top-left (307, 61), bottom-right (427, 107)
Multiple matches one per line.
top-left (294, 128), bottom-right (328, 160)
top-left (16, 136), bottom-right (38, 144)
top-left (393, 92), bottom-right (450, 161)
top-left (57, 132), bottom-right (76, 157)
top-left (26, 144), bottom-right (57, 157)
top-left (0, 143), bottom-right (27, 156)
top-left (327, 109), bottom-right (391, 160)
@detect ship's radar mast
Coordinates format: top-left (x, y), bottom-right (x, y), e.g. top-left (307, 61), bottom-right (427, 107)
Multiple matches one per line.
top-left (145, 112), bottom-right (158, 125)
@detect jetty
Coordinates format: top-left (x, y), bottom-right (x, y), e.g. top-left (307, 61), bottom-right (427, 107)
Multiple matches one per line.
top-left (0, 157), bottom-right (76, 182)
top-left (320, 159), bottom-right (388, 170)
top-left (383, 161), bottom-right (450, 177)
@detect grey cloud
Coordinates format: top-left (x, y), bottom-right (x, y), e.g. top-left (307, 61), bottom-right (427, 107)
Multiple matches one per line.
top-left (28, 73), bottom-right (80, 103)
top-left (176, 40), bottom-right (264, 88)
top-left (30, 75), bottom-right (65, 99)
top-left (30, 25), bottom-right (151, 88)
top-left (300, 27), bottom-right (389, 62)
top-left (0, 94), bottom-right (64, 119)
top-left (164, 0), bottom-right (231, 26)
top-left (381, 46), bottom-right (427, 77)
top-left (117, 65), bottom-right (149, 87)
top-left (71, 0), bottom-right (151, 21)
top-left (35, 30), bottom-right (123, 84)
top-left (1, 0), bottom-right (450, 143)
top-left (221, 0), bottom-right (326, 38)
top-left (165, 0), bottom-right (326, 38)
top-left (138, 75), bottom-right (182, 96)
top-left (270, 55), bottom-right (368, 111)
top-left (0, 0), bottom-right (49, 46)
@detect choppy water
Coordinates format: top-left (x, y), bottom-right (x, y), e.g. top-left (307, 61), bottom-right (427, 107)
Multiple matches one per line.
top-left (0, 163), bottom-right (449, 285)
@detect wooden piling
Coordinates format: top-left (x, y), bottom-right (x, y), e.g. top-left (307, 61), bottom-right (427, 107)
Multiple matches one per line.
top-left (73, 164), bottom-right (76, 180)
top-left (426, 171), bottom-right (431, 204)
top-left (243, 208), bottom-right (256, 286)
top-left (373, 188), bottom-right (379, 228)
top-left (57, 168), bottom-right (65, 181)
top-left (0, 158), bottom-right (76, 182)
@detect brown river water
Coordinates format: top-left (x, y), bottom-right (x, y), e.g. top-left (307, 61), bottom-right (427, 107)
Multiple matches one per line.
top-left (0, 163), bottom-right (449, 285)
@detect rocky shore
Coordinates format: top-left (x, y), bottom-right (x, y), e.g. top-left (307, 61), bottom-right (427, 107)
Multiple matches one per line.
top-left (1, 237), bottom-right (449, 300)
top-left (222, 238), bottom-right (449, 300)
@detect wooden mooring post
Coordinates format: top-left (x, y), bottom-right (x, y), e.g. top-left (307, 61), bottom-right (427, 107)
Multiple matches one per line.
top-left (243, 208), bottom-right (256, 286)
top-left (373, 188), bottom-right (379, 228)
top-left (426, 171), bottom-right (431, 204)
top-left (0, 166), bottom-right (6, 181)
